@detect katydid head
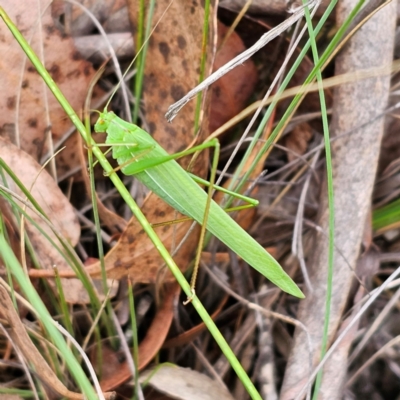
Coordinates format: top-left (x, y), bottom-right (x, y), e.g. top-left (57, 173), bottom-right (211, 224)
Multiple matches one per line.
top-left (94, 110), bottom-right (115, 133)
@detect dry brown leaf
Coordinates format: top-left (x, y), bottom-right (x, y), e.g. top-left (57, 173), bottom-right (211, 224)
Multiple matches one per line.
top-left (99, 283), bottom-right (180, 391)
top-left (0, 0), bottom-right (96, 178)
top-left (0, 284), bottom-right (115, 399)
top-left (139, 365), bottom-right (234, 400)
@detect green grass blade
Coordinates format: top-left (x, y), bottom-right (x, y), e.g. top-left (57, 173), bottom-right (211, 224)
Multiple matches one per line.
top-left (132, 0), bottom-right (155, 124)
top-left (194, 0), bottom-right (211, 132)
top-left (373, 198), bottom-right (400, 231)
top-left (302, 1), bottom-right (334, 397)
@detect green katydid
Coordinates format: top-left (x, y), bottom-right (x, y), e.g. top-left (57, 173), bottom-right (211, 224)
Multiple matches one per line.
top-left (94, 110), bottom-right (304, 299)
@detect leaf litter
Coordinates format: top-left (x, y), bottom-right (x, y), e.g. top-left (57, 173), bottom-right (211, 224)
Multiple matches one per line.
top-left (1, 1), bottom-right (400, 399)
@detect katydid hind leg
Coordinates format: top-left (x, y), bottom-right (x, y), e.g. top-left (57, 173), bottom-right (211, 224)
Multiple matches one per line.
top-left (188, 173), bottom-right (259, 208)
top-left (150, 203), bottom-right (256, 229)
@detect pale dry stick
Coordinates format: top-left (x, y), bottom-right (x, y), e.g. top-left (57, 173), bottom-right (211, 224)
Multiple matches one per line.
top-left (0, 324), bottom-right (40, 400)
top-left (346, 334), bottom-right (400, 387)
top-left (293, 266), bottom-right (400, 400)
top-left (348, 282), bottom-right (400, 364)
top-left (386, 278), bottom-right (400, 289)
top-left (313, 212), bottom-right (374, 288)
top-left (379, 253), bottom-right (400, 263)
top-left (256, 310), bottom-right (278, 400)
top-left (75, 210), bottom-right (113, 244)
top-left (292, 144), bottom-right (322, 292)
top-left (292, 213), bottom-right (369, 292)
top-left (110, 310), bottom-right (145, 400)
top-left (321, 0), bottom-right (394, 73)
top-left (165, 0), bottom-right (321, 121)
top-left (288, 2), bottom-right (396, 396)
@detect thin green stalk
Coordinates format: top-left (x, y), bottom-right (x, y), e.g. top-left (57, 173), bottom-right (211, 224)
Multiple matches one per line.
top-left (0, 193), bottom-right (17, 308)
top-left (0, 7), bottom-right (262, 399)
top-left (53, 269), bottom-right (74, 338)
top-left (373, 198), bottom-right (400, 231)
top-left (133, 0), bottom-right (155, 123)
top-left (302, 2), bottom-right (334, 398)
top-left (0, 388), bottom-right (34, 398)
top-left (84, 110), bottom-right (117, 344)
top-left (194, 0), bottom-right (211, 132)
